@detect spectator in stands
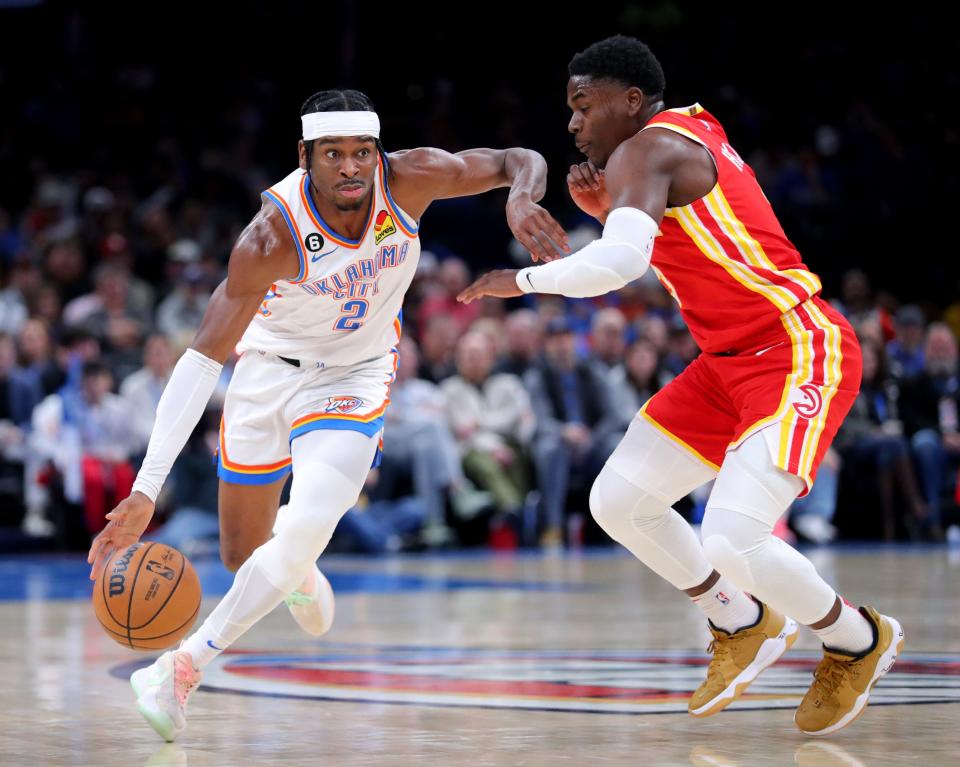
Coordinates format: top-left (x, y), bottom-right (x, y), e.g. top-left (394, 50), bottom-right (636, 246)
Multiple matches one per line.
top-left (419, 257), bottom-right (481, 334)
top-left (418, 314), bottom-right (459, 383)
top-left (442, 331), bottom-right (534, 525)
top-left (29, 360), bottom-right (136, 537)
top-left (494, 309), bottom-right (543, 379)
top-left (834, 340), bottom-right (928, 540)
top-left (898, 323), bottom-right (960, 537)
top-left (157, 252), bottom-right (210, 337)
top-left (887, 304), bottom-right (927, 380)
top-left (0, 332), bottom-right (43, 429)
top-left (120, 333), bottom-right (175, 455)
top-left (1, 332), bottom-right (44, 532)
top-left (590, 307), bottom-right (628, 370)
top-left (378, 337), bottom-right (470, 539)
top-left (17, 319), bottom-right (63, 396)
top-left (608, 338), bottom-right (662, 429)
top-left (0, 263), bottom-right (29, 336)
top-left (525, 317), bottom-right (623, 546)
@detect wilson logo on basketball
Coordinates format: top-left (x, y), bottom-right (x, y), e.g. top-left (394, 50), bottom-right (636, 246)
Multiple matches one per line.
top-left (374, 210), bottom-right (396, 244)
top-left (324, 396), bottom-right (363, 415)
top-left (792, 384), bottom-right (823, 419)
top-left (108, 544), bottom-right (139, 596)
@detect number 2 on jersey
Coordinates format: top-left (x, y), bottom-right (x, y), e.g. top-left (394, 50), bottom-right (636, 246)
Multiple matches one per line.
top-left (334, 299), bottom-right (369, 331)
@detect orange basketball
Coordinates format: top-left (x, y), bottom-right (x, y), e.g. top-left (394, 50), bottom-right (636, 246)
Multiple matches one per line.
top-left (92, 541), bottom-right (202, 651)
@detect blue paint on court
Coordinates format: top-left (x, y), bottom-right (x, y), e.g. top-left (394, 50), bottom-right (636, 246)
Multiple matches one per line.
top-left (0, 553), bottom-right (596, 601)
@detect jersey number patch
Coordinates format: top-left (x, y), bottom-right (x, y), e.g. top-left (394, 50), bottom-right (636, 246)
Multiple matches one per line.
top-left (305, 233), bottom-right (325, 252)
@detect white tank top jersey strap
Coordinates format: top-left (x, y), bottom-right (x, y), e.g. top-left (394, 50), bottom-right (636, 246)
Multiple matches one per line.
top-left (237, 153), bottom-right (420, 366)
top-left (218, 154), bottom-right (418, 485)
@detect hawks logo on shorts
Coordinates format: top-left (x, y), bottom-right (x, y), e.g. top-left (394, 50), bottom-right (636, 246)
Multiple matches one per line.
top-left (324, 396), bottom-right (364, 415)
top-left (791, 384), bottom-right (823, 419)
top-left (374, 210), bottom-right (396, 244)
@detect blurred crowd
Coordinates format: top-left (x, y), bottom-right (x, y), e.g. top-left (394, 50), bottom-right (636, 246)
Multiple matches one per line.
top-left (1, 165), bottom-right (958, 555)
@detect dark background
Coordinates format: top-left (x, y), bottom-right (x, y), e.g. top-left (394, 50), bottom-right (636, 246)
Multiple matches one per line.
top-left (1, 1), bottom-right (957, 306)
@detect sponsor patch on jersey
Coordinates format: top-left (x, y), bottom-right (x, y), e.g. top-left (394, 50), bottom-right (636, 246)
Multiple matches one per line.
top-left (324, 396), bottom-right (364, 415)
top-left (374, 210), bottom-right (396, 244)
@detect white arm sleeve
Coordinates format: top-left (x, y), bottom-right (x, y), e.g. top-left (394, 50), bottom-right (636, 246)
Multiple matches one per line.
top-left (131, 348), bottom-right (223, 502)
top-left (516, 207), bottom-right (656, 298)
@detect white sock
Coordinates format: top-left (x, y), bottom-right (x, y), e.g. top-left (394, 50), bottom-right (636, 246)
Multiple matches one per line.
top-left (811, 600), bottom-right (874, 655)
top-left (691, 576), bottom-right (760, 634)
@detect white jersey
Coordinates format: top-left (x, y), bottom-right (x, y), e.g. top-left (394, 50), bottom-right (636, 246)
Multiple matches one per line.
top-left (237, 155), bottom-right (420, 366)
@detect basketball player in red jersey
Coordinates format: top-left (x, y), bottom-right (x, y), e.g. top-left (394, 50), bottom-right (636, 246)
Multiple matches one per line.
top-left (459, 36), bottom-right (903, 736)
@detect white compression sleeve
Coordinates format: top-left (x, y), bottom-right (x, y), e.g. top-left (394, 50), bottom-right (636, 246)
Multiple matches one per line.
top-left (131, 348), bottom-right (223, 502)
top-left (516, 207), bottom-right (656, 297)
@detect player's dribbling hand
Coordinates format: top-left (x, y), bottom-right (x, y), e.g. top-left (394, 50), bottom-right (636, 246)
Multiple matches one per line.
top-left (567, 162), bottom-right (611, 221)
top-left (505, 196), bottom-right (570, 263)
top-left (457, 269), bottom-right (522, 303)
top-left (87, 491), bottom-right (155, 580)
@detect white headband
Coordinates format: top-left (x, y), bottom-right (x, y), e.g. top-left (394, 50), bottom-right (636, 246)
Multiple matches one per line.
top-left (301, 111), bottom-right (381, 141)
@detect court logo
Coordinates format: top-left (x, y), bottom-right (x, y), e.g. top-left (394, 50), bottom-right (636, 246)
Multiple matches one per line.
top-left (792, 384), bottom-right (823, 419)
top-left (181, 646), bottom-right (960, 715)
top-left (374, 210), bottom-right (396, 244)
top-left (324, 396), bottom-right (364, 415)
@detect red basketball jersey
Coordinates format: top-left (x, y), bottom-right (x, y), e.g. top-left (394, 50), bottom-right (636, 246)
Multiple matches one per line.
top-left (642, 104), bottom-right (822, 354)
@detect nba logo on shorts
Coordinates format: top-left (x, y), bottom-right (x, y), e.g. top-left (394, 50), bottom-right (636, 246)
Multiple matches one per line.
top-left (791, 384), bottom-right (823, 419)
top-left (324, 396), bottom-right (364, 415)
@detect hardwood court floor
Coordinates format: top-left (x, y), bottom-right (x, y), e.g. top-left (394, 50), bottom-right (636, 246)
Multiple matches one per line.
top-left (0, 546), bottom-right (958, 766)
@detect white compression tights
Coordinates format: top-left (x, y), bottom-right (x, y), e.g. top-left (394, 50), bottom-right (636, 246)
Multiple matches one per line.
top-left (700, 434), bottom-right (837, 625)
top-left (590, 418), bottom-right (837, 624)
top-left (181, 430), bottom-right (377, 667)
top-left (590, 417), bottom-right (717, 590)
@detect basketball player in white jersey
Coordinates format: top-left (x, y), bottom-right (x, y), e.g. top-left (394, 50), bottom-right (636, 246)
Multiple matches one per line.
top-left (85, 89), bottom-right (569, 742)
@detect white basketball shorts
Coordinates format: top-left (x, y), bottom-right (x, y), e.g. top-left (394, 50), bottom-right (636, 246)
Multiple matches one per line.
top-left (217, 348), bottom-right (398, 485)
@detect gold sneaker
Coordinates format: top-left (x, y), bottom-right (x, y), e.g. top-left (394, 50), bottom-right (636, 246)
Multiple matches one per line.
top-left (689, 601), bottom-right (799, 717)
top-left (795, 606), bottom-right (904, 736)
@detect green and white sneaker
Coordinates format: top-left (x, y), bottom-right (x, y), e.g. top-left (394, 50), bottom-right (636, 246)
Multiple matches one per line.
top-left (284, 565), bottom-right (335, 637)
top-left (131, 650), bottom-right (202, 742)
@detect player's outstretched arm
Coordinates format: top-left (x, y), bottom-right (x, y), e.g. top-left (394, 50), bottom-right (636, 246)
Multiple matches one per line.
top-left (86, 205), bottom-right (293, 579)
top-left (389, 147), bottom-right (570, 263)
top-left (457, 131), bottom-right (683, 303)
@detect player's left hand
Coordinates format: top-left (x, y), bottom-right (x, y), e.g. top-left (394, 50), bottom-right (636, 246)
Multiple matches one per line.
top-left (505, 197), bottom-right (570, 263)
top-left (457, 269), bottom-right (523, 303)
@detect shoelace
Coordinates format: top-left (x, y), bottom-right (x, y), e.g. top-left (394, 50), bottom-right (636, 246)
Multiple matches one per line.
top-left (173, 654), bottom-right (202, 708)
top-left (704, 634), bottom-right (744, 683)
top-left (284, 589), bottom-right (314, 607)
top-left (809, 656), bottom-right (854, 703)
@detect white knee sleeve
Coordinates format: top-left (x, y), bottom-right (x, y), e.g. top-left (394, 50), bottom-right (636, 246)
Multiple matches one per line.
top-left (590, 464), bottom-right (670, 533)
top-left (606, 417), bottom-right (717, 502)
top-left (590, 463), bottom-right (714, 590)
top-left (257, 430), bottom-right (375, 593)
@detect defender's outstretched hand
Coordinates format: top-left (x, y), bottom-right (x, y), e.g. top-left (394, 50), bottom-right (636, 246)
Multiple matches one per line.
top-left (457, 269), bottom-right (523, 304)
